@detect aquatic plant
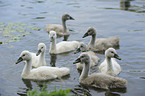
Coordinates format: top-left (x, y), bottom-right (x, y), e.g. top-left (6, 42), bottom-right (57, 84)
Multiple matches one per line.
top-left (27, 88), bottom-right (71, 96)
top-left (0, 22), bottom-right (41, 45)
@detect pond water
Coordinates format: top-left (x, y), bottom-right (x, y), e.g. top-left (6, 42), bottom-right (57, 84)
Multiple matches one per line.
top-left (0, 0), bottom-right (145, 96)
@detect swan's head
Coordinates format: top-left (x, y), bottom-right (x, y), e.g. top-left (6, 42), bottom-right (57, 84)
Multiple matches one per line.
top-left (105, 48), bottom-right (121, 60)
top-left (74, 42), bottom-right (87, 54)
top-left (82, 27), bottom-right (96, 38)
top-left (73, 53), bottom-right (90, 64)
top-left (62, 13), bottom-right (75, 21)
top-left (16, 50), bottom-right (32, 64)
top-left (36, 43), bottom-right (46, 56)
top-left (49, 31), bottom-right (56, 42)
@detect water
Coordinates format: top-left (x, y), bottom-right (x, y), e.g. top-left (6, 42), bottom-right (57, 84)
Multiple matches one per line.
top-left (0, 0), bottom-right (145, 96)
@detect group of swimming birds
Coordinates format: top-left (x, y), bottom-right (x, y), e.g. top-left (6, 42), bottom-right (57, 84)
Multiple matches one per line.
top-left (15, 13), bottom-right (127, 90)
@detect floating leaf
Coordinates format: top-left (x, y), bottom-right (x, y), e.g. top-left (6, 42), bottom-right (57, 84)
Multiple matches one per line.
top-left (35, 17), bottom-right (45, 19)
top-left (37, 1), bottom-right (44, 3)
top-left (140, 77), bottom-right (145, 79)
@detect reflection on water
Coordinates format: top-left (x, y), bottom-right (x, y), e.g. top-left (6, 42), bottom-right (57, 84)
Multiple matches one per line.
top-left (50, 54), bottom-right (57, 67)
top-left (0, 0), bottom-right (145, 95)
top-left (18, 75), bottom-right (70, 95)
top-left (56, 34), bottom-right (70, 41)
top-left (22, 79), bottom-right (32, 90)
top-left (120, 0), bottom-right (131, 10)
top-left (63, 35), bottom-right (69, 41)
top-left (72, 84), bottom-right (127, 96)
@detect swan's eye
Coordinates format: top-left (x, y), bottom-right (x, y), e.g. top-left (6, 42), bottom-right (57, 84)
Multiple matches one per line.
top-left (81, 56), bottom-right (84, 58)
top-left (111, 51), bottom-right (114, 53)
top-left (23, 54), bottom-right (25, 57)
top-left (41, 47), bottom-right (43, 49)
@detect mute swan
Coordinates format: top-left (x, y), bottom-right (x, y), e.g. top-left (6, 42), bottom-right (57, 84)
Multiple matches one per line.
top-left (74, 42), bottom-right (100, 70)
top-left (49, 31), bottom-right (80, 54)
top-left (82, 27), bottom-right (120, 53)
top-left (34, 43), bottom-right (46, 67)
top-left (46, 13), bottom-right (74, 37)
top-left (16, 51), bottom-right (70, 80)
top-left (73, 53), bottom-right (127, 89)
top-left (98, 48), bottom-right (122, 76)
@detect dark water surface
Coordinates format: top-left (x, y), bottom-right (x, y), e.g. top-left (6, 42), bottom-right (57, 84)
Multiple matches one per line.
top-left (0, 0), bottom-right (145, 96)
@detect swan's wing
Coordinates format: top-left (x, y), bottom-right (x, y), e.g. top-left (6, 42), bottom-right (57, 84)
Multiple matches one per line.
top-left (82, 73), bottom-right (126, 89)
top-left (95, 37), bottom-right (120, 50)
top-left (108, 37), bottom-right (120, 47)
top-left (46, 24), bottom-right (63, 33)
top-left (30, 66), bottom-right (70, 80)
top-left (56, 41), bottom-right (80, 53)
top-left (82, 73), bottom-right (109, 89)
top-left (98, 59), bottom-right (107, 72)
top-left (111, 58), bottom-right (122, 75)
top-left (94, 38), bottom-right (107, 50)
top-left (89, 52), bottom-right (100, 63)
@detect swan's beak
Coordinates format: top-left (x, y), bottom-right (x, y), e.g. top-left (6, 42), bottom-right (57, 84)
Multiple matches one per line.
top-left (73, 58), bottom-right (81, 64)
top-left (114, 54), bottom-right (121, 60)
top-left (16, 57), bottom-right (23, 64)
top-left (69, 16), bottom-right (75, 20)
top-left (36, 50), bottom-right (41, 56)
top-left (82, 32), bottom-right (89, 38)
top-left (74, 48), bottom-right (81, 54)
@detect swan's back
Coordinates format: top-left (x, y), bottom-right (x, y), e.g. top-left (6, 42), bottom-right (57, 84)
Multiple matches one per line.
top-left (81, 73), bottom-right (127, 89)
top-left (46, 24), bottom-right (64, 33)
top-left (76, 51), bottom-right (100, 70)
top-left (56, 41), bottom-right (80, 53)
top-left (94, 37), bottom-right (120, 51)
top-left (23, 66), bottom-right (70, 80)
top-left (87, 51), bottom-right (100, 63)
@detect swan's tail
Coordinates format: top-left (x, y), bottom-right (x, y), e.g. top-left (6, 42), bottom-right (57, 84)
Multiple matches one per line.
top-left (59, 67), bottom-right (70, 77)
top-left (110, 77), bottom-right (127, 88)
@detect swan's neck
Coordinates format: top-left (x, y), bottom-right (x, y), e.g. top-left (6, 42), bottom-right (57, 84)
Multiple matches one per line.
top-left (62, 18), bottom-right (67, 33)
top-left (79, 62), bottom-right (90, 82)
top-left (22, 59), bottom-right (32, 77)
top-left (89, 34), bottom-right (96, 48)
top-left (106, 57), bottom-right (113, 72)
top-left (38, 51), bottom-right (46, 66)
top-left (49, 39), bottom-right (56, 54)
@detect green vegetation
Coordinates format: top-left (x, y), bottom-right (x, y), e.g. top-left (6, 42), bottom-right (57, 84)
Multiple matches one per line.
top-left (140, 77), bottom-right (145, 79)
top-left (0, 22), bottom-right (41, 45)
top-left (27, 88), bottom-right (71, 96)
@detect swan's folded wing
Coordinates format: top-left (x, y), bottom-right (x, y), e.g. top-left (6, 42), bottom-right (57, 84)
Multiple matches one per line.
top-left (46, 24), bottom-right (63, 33)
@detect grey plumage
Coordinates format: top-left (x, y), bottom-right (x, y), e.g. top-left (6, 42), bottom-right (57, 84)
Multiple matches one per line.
top-left (73, 53), bottom-right (127, 90)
